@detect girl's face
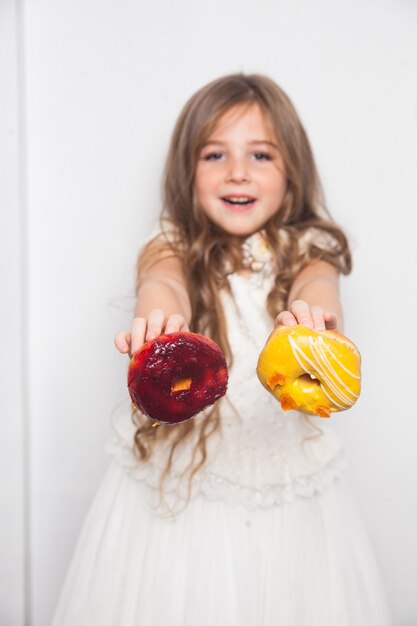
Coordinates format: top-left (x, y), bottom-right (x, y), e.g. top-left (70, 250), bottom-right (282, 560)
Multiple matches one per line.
top-left (195, 103), bottom-right (286, 237)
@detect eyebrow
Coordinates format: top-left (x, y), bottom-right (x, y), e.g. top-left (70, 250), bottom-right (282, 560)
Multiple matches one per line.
top-left (202, 140), bottom-right (279, 149)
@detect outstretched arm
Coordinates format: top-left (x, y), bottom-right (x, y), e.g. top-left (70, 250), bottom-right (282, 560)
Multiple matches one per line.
top-left (276, 260), bottom-right (343, 332)
top-left (114, 241), bottom-right (191, 356)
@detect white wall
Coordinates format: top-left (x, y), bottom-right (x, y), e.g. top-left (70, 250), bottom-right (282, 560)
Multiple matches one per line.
top-left (0, 2), bottom-right (26, 625)
top-left (3, 0), bottom-right (417, 623)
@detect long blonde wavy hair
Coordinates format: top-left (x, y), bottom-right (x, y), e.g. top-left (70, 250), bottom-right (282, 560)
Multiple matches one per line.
top-left (131, 73), bottom-right (351, 508)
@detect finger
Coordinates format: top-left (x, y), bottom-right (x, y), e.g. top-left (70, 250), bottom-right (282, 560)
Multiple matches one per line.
top-left (114, 331), bottom-right (131, 354)
top-left (146, 308), bottom-right (166, 341)
top-left (275, 310), bottom-right (297, 327)
top-left (165, 314), bottom-right (187, 334)
top-left (324, 311), bottom-right (338, 331)
top-left (310, 305), bottom-right (325, 330)
top-left (289, 300), bottom-right (313, 328)
top-left (131, 317), bottom-right (147, 354)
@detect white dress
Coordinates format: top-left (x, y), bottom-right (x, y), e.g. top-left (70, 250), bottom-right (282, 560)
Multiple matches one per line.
top-left (52, 271), bottom-right (392, 626)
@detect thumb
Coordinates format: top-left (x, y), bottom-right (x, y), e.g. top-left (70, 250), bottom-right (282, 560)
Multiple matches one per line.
top-left (114, 331), bottom-right (131, 354)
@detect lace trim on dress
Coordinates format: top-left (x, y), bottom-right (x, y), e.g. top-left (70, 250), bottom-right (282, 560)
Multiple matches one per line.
top-left (105, 414), bottom-right (346, 510)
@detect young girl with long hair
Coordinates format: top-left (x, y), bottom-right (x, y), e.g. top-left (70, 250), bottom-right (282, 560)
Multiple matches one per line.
top-left (52, 73), bottom-right (391, 625)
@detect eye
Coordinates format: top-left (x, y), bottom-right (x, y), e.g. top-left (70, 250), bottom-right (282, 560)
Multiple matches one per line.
top-left (203, 152), bottom-right (223, 161)
top-left (253, 152), bottom-right (272, 161)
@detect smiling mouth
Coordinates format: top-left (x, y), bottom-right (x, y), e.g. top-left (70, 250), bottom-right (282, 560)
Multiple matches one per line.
top-left (221, 196), bottom-right (256, 206)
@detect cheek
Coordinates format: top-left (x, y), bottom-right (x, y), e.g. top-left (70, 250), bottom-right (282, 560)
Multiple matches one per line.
top-left (194, 169), bottom-right (212, 212)
top-left (275, 177), bottom-right (287, 200)
top-left (195, 166), bottom-right (218, 198)
top-left (261, 170), bottom-right (286, 199)
top-left (194, 168), bottom-right (205, 202)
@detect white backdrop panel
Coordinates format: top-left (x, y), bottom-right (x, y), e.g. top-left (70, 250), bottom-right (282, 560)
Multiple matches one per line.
top-left (17, 0), bottom-right (417, 624)
top-left (0, 1), bottom-right (26, 625)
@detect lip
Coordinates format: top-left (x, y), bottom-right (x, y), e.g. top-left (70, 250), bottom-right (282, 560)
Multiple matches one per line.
top-left (221, 194), bottom-right (256, 200)
top-left (220, 194), bottom-right (257, 212)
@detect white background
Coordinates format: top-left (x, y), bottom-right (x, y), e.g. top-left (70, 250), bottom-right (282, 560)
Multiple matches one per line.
top-left (1, 0), bottom-right (417, 624)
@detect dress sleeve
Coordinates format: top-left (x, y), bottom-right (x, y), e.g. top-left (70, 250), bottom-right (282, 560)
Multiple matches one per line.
top-left (297, 227), bottom-right (340, 256)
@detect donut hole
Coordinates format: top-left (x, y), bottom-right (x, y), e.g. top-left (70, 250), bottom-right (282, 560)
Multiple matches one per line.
top-left (171, 377), bottom-right (192, 392)
top-left (297, 373), bottom-right (321, 388)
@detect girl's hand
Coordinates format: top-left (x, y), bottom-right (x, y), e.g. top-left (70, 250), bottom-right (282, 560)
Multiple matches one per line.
top-left (114, 308), bottom-right (189, 357)
top-left (275, 300), bottom-right (338, 332)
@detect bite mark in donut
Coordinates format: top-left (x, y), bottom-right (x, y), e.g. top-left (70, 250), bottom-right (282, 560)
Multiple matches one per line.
top-left (128, 331), bottom-right (228, 425)
top-left (257, 325), bottom-right (361, 417)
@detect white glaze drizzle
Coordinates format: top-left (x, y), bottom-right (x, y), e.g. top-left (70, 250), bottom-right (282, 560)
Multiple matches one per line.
top-left (317, 336), bottom-right (361, 379)
top-left (287, 335), bottom-right (359, 409)
top-left (310, 337), bottom-right (359, 405)
top-left (288, 336), bottom-right (346, 409)
top-left (321, 385), bottom-right (346, 408)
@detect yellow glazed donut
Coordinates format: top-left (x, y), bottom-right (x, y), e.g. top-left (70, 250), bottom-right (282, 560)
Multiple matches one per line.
top-left (256, 325), bottom-right (361, 417)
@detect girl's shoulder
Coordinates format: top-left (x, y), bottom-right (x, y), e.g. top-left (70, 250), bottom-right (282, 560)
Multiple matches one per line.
top-left (136, 218), bottom-right (186, 288)
top-left (139, 218), bottom-right (182, 256)
top-left (143, 217), bottom-right (184, 252)
top-left (297, 226), bottom-right (341, 254)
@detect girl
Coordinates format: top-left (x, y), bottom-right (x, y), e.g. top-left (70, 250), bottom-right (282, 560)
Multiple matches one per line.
top-left (52, 74), bottom-right (391, 625)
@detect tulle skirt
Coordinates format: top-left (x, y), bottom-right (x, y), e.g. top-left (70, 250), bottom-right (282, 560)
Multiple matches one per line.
top-left (51, 459), bottom-right (391, 626)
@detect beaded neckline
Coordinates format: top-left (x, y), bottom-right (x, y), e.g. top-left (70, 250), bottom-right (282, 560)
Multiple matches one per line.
top-left (241, 230), bottom-right (273, 274)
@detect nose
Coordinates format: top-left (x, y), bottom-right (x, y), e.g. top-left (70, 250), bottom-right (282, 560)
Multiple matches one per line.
top-left (225, 155), bottom-right (250, 183)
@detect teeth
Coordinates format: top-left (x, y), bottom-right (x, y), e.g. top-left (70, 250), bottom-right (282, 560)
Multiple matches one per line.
top-left (224, 197), bottom-right (254, 205)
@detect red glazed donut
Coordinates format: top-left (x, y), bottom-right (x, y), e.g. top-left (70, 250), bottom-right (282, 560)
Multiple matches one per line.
top-left (128, 331), bottom-right (228, 425)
